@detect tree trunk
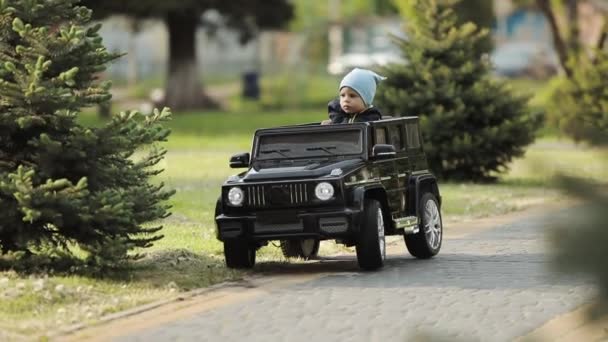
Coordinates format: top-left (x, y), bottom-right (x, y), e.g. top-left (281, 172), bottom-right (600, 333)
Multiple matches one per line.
top-left (127, 18), bottom-right (139, 89)
top-left (566, 0), bottom-right (580, 55)
top-left (592, 16), bottom-right (607, 65)
top-left (328, 0), bottom-right (343, 67)
top-left (597, 16), bottom-right (607, 51)
top-left (536, 0), bottom-right (573, 77)
top-left (164, 12), bottom-right (217, 111)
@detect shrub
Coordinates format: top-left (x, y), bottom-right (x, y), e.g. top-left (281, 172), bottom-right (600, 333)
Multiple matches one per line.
top-left (376, 0), bottom-right (542, 181)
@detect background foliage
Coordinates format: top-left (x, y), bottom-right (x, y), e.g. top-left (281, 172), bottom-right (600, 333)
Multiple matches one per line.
top-left (547, 52), bottom-right (608, 145)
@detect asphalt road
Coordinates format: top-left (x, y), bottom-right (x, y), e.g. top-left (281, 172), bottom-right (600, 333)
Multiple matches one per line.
top-left (96, 207), bottom-right (594, 342)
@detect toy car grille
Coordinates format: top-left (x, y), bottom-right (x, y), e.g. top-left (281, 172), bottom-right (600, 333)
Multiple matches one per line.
top-left (246, 183), bottom-right (309, 207)
top-left (254, 220), bottom-right (303, 233)
top-left (246, 185), bottom-right (266, 207)
top-left (319, 217), bottom-right (348, 233)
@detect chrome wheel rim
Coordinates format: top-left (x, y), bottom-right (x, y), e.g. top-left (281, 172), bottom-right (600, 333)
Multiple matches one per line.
top-left (424, 199), bottom-right (442, 250)
top-left (377, 207), bottom-right (386, 259)
top-left (300, 239), bottom-right (316, 257)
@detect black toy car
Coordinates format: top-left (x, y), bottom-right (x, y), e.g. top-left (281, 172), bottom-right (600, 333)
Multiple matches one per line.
top-left (215, 117), bottom-right (443, 270)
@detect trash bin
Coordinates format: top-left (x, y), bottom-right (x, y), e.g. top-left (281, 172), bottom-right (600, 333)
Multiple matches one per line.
top-left (242, 71), bottom-right (260, 100)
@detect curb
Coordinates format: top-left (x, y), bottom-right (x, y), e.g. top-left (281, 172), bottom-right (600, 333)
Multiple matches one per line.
top-left (54, 272), bottom-right (328, 341)
top-left (50, 278), bottom-right (252, 340)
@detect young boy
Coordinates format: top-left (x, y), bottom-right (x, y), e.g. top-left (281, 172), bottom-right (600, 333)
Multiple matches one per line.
top-left (326, 68), bottom-right (386, 124)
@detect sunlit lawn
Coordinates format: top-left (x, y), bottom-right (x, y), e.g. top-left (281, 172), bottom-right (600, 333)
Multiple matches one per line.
top-left (156, 137), bottom-right (606, 249)
top-left (1, 108), bottom-right (606, 338)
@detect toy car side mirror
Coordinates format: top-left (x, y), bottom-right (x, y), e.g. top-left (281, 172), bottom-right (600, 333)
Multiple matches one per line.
top-left (230, 153), bottom-right (250, 168)
top-left (371, 144), bottom-right (396, 160)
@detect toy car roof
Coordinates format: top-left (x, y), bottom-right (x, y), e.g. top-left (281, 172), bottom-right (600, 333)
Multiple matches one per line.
top-left (255, 116), bottom-right (420, 133)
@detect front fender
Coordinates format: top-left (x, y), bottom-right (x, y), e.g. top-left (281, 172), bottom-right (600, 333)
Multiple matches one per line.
top-left (407, 174), bottom-right (441, 217)
top-left (214, 196), bottom-right (223, 240)
top-left (351, 184), bottom-right (390, 233)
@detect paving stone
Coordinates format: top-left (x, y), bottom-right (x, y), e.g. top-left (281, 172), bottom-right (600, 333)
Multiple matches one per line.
top-left (117, 208), bottom-right (594, 342)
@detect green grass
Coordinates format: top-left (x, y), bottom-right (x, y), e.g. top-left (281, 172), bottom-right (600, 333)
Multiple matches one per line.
top-left (153, 137), bottom-right (604, 248)
top-left (2, 107), bottom-right (607, 338)
top-left (259, 73), bottom-right (340, 110)
top-left (504, 140), bottom-right (607, 184)
top-left (0, 270), bottom-right (177, 335)
top-left (78, 110), bottom-right (328, 150)
top-left (0, 252), bottom-right (242, 336)
top-left (440, 182), bottom-right (561, 221)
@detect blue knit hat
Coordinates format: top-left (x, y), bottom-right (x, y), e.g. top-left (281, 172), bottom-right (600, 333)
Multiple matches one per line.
top-left (339, 68), bottom-right (387, 107)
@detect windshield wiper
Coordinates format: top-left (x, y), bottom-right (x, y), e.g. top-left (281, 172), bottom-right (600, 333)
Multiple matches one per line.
top-left (306, 146), bottom-right (337, 155)
top-left (260, 148), bottom-right (291, 158)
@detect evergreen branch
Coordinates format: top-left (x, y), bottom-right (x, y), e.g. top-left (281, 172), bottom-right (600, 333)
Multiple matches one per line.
top-left (1, 0), bottom-right (173, 266)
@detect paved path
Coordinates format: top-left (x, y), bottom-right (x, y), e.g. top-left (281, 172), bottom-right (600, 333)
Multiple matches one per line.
top-left (110, 207), bottom-right (593, 342)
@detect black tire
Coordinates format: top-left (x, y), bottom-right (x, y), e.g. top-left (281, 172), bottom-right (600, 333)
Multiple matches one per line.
top-left (355, 199), bottom-right (386, 270)
top-left (404, 192), bottom-right (442, 259)
top-left (224, 240), bottom-right (256, 269)
top-left (280, 239), bottom-right (320, 260)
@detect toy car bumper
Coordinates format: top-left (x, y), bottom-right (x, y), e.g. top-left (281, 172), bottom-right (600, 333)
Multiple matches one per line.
top-left (215, 208), bottom-right (362, 241)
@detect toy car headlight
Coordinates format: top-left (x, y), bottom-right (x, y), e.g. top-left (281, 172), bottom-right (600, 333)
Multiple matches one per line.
top-left (315, 182), bottom-right (334, 201)
top-left (227, 187), bottom-right (244, 206)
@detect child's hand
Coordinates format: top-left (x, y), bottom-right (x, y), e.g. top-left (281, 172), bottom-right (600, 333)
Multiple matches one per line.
top-left (321, 119), bottom-right (332, 125)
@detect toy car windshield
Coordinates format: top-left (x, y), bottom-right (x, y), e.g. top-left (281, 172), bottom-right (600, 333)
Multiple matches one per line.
top-left (256, 129), bottom-right (363, 160)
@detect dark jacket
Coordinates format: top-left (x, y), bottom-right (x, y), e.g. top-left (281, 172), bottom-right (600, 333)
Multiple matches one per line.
top-left (327, 99), bottom-right (382, 124)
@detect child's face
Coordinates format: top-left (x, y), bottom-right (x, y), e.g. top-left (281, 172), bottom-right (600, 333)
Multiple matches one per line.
top-left (339, 87), bottom-right (366, 114)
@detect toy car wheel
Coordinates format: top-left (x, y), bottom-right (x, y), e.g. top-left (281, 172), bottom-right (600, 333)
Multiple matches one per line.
top-left (224, 240), bottom-right (256, 269)
top-left (355, 198), bottom-right (386, 270)
top-left (280, 239), bottom-right (320, 260)
top-left (404, 192), bottom-right (442, 259)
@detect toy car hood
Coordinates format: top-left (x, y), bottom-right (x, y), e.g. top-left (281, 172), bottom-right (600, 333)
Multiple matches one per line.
top-left (240, 158), bottom-right (364, 182)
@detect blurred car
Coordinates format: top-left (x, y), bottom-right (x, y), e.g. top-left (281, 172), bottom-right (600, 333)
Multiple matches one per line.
top-left (328, 51), bottom-right (406, 75)
top-left (490, 41), bottom-right (559, 78)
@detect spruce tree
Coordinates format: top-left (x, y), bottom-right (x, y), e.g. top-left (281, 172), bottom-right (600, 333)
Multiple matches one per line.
top-left (376, 0), bottom-right (542, 181)
top-left (0, 0), bottom-right (173, 265)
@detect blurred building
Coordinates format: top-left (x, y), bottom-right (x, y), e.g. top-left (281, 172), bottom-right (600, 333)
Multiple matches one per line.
top-left (327, 18), bottom-right (405, 75)
top-left (327, 1), bottom-right (561, 77)
top-left (492, 1), bottom-right (557, 77)
top-left (492, 0), bottom-right (606, 77)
